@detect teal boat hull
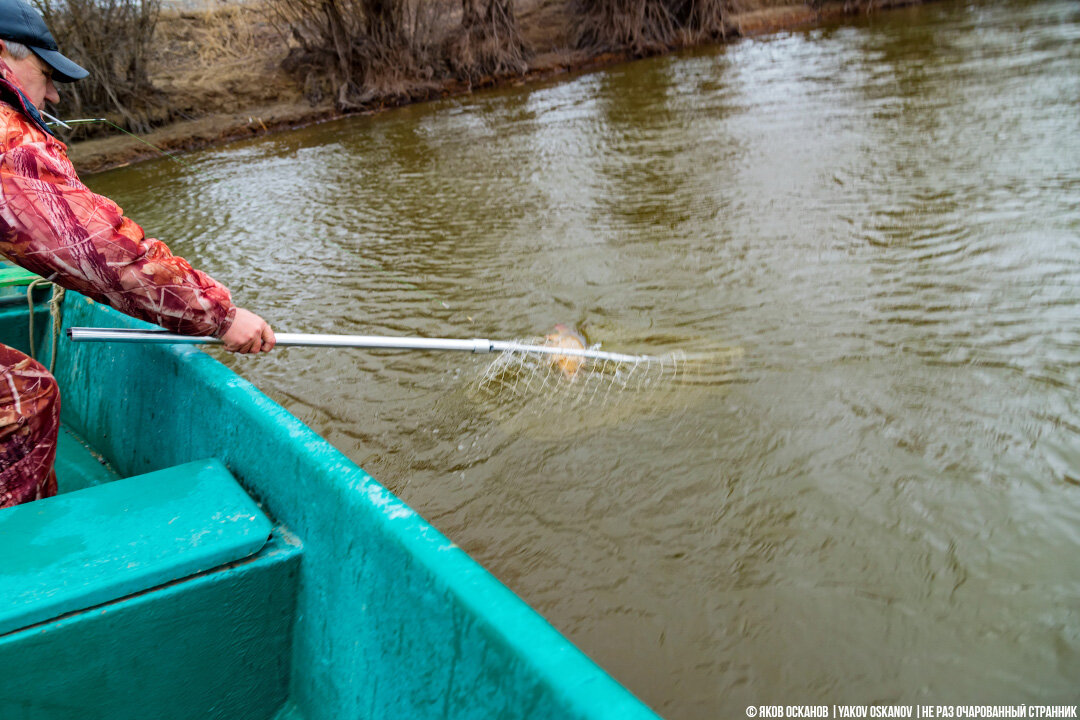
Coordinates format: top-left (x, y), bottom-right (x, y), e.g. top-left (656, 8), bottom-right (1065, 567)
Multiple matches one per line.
top-left (0, 290), bottom-right (661, 720)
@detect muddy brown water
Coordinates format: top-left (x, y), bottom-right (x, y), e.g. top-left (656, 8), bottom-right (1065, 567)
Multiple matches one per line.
top-left (86, 0), bottom-right (1080, 715)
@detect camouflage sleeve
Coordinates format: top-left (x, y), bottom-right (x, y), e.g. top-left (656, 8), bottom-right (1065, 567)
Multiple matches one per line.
top-left (0, 120), bottom-right (236, 338)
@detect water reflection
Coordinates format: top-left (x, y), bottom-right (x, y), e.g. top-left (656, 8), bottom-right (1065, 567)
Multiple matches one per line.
top-left (86, 0), bottom-right (1080, 716)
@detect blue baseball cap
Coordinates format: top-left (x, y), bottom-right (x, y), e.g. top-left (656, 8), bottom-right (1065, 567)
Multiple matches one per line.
top-left (0, 0), bottom-right (88, 82)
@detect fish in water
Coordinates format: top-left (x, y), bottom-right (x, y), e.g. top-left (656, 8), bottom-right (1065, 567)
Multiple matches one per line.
top-left (544, 324), bottom-right (588, 379)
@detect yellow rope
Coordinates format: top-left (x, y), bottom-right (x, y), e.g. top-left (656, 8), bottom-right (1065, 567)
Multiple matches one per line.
top-left (26, 279), bottom-right (66, 374)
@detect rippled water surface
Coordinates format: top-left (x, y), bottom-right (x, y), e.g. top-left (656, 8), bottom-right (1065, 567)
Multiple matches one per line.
top-left (88, 0), bottom-right (1080, 715)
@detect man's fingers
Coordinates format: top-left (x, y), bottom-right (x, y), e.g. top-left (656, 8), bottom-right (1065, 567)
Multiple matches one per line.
top-left (262, 324), bottom-right (276, 352)
top-left (234, 336), bottom-right (259, 354)
top-left (220, 308), bottom-right (274, 354)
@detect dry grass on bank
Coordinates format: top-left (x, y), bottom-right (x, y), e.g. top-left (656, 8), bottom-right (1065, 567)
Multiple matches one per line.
top-left (152, 2), bottom-right (301, 117)
top-left (139, 0), bottom-right (895, 120)
top-left (148, 0), bottom-right (546, 116)
top-left (65, 0), bottom-right (918, 173)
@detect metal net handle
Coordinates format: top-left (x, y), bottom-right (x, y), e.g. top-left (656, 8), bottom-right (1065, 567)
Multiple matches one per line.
top-left (66, 327), bottom-right (655, 363)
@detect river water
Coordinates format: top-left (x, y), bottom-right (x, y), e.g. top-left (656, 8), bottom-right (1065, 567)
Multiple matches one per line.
top-left (87, 0), bottom-right (1080, 715)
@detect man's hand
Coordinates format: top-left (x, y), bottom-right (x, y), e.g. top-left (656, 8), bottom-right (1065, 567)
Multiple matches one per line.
top-left (221, 308), bottom-right (276, 354)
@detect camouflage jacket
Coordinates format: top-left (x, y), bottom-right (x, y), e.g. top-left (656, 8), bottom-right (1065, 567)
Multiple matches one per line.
top-left (0, 59), bottom-right (235, 338)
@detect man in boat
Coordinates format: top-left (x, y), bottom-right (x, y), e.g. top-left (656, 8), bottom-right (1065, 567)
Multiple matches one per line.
top-left (0, 0), bottom-right (275, 507)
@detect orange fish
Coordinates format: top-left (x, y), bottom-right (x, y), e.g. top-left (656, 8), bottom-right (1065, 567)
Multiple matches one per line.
top-left (544, 324), bottom-right (588, 379)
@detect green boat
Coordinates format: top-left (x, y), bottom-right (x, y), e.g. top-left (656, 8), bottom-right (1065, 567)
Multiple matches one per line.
top-left (0, 268), bottom-right (660, 720)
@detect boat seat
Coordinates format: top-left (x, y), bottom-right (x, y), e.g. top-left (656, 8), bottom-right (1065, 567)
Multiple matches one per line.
top-left (0, 263), bottom-right (42, 287)
top-left (0, 459), bottom-right (272, 636)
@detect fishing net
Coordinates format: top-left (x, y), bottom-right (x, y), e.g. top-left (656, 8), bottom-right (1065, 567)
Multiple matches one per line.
top-left (474, 337), bottom-right (742, 413)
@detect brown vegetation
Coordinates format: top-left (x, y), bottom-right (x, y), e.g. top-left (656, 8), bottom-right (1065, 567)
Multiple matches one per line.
top-left (56, 0), bottom-right (923, 173)
top-left (36, 0), bottom-right (296, 143)
top-left (267, 0), bottom-right (444, 108)
top-left (445, 0), bottom-right (528, 81)
top-left (574, 0), bottom-right (678, 55)
top-left (34, 0), bottom-right (162, 132)
top-left (265, 0), bottom-right (528, 108)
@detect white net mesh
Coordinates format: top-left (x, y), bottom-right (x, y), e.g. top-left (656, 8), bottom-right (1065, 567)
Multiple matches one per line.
top-left (459, 337), bottom-right (746, 442)
top-left (474, 337), bottom-right (737, 412)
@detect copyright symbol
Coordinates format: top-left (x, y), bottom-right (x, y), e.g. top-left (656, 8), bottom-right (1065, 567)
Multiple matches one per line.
top-left (747, 707), bottom-right (757, 718)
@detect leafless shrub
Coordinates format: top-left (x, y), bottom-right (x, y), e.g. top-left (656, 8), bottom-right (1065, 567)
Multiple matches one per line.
top-left (668, 0), bottom-right (729, 41)
top-left (443, 0), bottom-right (527, 82)
top-left (33, 0), bottom-right (163, 133)
top-left (267, 0), bottom-right (445, 109)
top-left (575, 0), bottom-right (738, 53)
top-left (574, 0), bottom-right (678, 55)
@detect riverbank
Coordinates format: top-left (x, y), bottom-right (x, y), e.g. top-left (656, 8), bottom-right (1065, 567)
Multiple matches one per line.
top-left (67, 0), bottom-right (923, 174)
